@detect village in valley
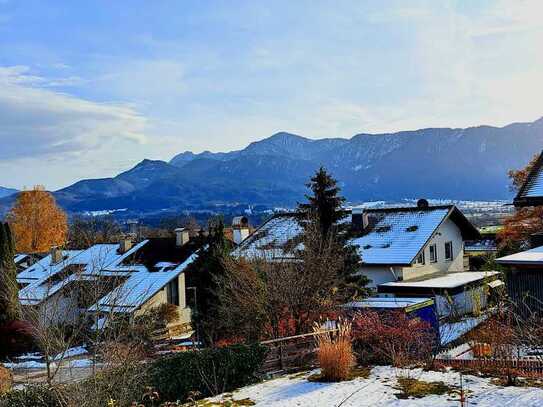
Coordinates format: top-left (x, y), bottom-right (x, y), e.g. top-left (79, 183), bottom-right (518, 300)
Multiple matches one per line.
top-left (0, 150), bottom-right (542, 406)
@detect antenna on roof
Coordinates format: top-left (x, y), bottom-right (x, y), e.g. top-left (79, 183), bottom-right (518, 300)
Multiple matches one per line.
top-left (417, 199), bottom-right (429, 209)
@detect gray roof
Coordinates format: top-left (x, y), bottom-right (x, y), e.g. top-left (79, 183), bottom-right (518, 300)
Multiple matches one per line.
top-left (234, 205), bottom-right (479, 266)
top-left (496, 245), bottom-right (543, 265)
top-left (515, 151), bottom-right (543, 207)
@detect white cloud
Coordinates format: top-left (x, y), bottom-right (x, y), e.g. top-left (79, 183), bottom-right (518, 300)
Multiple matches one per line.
top-left (0, 65), bottom-right (147, 161)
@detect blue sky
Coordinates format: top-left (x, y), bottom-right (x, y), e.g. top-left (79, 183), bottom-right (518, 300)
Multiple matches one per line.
top-left (0, 0), bottom-right (542, 190)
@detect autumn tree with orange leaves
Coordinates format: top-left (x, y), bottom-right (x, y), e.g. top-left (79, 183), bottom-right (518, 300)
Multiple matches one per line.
top-left (7, 186), bottom-right (68, 253)
top-left (498, 154), bottom-right (543, 254)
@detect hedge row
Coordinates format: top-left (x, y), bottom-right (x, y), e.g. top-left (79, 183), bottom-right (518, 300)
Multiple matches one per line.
top-left (149, 343), bottom-right (268, 402)
top-left (0, 343), bottom-right (268, 406)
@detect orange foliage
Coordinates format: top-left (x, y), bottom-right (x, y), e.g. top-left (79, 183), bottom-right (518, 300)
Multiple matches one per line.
top-left (507, 153), bottom-right (540, 193)
top-left (498, 206), bottom-right (543, 252)
top-left (498, 154), bottom-right (543, 253)
top-left (7, 186), bottom-right (67, 253)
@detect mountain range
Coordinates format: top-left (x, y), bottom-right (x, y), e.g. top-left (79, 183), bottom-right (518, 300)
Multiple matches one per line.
top-left (0, 187), bottom-right (18, 199)
top-left (3, 118), bottom-right (543, 215)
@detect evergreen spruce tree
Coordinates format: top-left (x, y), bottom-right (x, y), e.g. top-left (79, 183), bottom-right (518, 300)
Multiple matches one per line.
top-left (184, 216), bottom-right (232, 346)
top-left (298, 167), bottom-right (368, 299)
top-left (0, 222), bottom-right (19, 324)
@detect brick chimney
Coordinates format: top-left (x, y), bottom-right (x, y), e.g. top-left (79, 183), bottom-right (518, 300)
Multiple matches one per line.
top-left (119, 237), bottom-right (133, 254)
top-left (351, 207), bottom-right (369, 232)
top-left (175, 228), bottom-right (190, 247)
top-left (50, 246), bottom-right (63, 264)
top-left (232, 216), bottom-right (250, 244)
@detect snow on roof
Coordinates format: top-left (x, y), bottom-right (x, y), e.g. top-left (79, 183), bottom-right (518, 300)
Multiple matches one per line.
top-left (234, 206), bottom-right (466, 265)
top-left (496, 245), bottom-right (543, 265)
top-left (232, 214), bottom-right (303, 260)
top-left (89, 251), bottom-right (199, 311)
top-left (344, 297), bottom-right (434, 310)
top-left (379, 271), bottom-right (500, 289)
top-left (515, 151), bottom-right (543, 206)
top-left (464, 239), bottom-right (497, 252)
top-left (352, 208), bottom-right (451, 265)
top-left (18, 238), bottom-right (201, 311)
top-left (14, 254), bottom-right (29, 264)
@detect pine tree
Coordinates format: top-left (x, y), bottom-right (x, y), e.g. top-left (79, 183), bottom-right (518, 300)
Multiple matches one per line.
top-left (184, 216), bottom-right (232, 346)
top-left (0, 223), bottom-right (19, 324)
top-left (298, 167), bottom-right (368, 299)
top-left (298, 167), bottom-right (346, 238)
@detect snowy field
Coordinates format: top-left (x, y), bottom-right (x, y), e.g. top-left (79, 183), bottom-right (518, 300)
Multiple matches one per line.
top-left (208, 366), bottom-right (543, 406)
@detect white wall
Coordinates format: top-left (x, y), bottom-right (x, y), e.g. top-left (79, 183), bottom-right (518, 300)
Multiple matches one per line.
top-left (434, 286), bottom-right (488, 318)
top-left (359, 266), bottom-right (402, 289)
top-left (402, 218), bottom-right (465, 281)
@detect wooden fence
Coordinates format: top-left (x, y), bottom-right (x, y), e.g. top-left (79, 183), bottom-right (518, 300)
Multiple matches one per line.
top-left (260, 329), bottom-right (337, 374)
top-left (435, 358), bottom-right (543, 376)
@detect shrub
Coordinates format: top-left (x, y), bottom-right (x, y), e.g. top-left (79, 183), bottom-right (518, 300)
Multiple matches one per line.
top-left (313, 320), bottom-right (355, 382)
top-left (68, 360), bottom-right (149, 407)
top-left (395, 377), bottom-right (456, 399)
top-left (0, 385), bottom-right (59, 407)
top-left (149, 343), bottom-right (268, 402)
top-left (352, 310), bottom-right (435, 367)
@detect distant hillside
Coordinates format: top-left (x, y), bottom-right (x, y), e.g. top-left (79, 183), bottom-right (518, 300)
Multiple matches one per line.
top-left (27, 117), bottom-right (543, 214)
top-left (0, 187), bottom-right (18, 199)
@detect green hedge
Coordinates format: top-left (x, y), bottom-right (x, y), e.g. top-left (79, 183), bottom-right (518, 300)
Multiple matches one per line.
top-left (149, 343), bottom-right (268, 402)
top-left (0, 385), bottom-right (58, 407)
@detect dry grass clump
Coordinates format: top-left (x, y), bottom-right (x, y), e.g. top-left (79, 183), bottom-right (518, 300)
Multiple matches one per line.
top-left (313, 320), bottom-right (355, 382)
top-left (0, 365), bottom-right (12, 394)
top-left (395, 377), bottom-right (457, 399)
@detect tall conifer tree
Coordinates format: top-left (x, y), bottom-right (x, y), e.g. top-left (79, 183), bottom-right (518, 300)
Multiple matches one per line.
top-left (298, 167), bottom-right (368, 298)
top-left (0, 222), bottom-right (19, 324)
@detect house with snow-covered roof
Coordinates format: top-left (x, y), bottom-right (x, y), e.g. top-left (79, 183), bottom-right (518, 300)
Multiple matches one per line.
top-left (514, 150), bottom-right (543, 207)
top-left (17, 228), bottom-right (200, 339)
top-left (233, 201), bottom-right (501, 317)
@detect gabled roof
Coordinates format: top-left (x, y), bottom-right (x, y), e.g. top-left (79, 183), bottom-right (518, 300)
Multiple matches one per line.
top-left (231, 213), bottom-right (303, 260)
top-left (514, 151), bottom-right (543, 207)
top-left (233, 205), bottom-right (479, 266)
top-left (17, 238), bottom-right (202, 310)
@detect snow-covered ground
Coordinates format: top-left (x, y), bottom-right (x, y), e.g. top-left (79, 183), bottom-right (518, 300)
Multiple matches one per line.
top-left (208, 366), bottom-right (543, 406)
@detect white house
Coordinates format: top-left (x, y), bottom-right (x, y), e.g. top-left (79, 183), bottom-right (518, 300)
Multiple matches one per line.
top-left (233, 202), bottom-right (500, 318)
top-left (17, 228), bottom-right (200, 339)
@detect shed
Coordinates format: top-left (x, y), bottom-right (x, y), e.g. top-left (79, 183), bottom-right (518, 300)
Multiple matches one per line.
top-left (344, 297), bottom-right (439, 337)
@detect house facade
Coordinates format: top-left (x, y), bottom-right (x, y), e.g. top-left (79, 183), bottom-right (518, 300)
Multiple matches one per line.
top-left (16, 228), bottom-right (200, 339)
top-left (233, 202), bottom-right (497, 318)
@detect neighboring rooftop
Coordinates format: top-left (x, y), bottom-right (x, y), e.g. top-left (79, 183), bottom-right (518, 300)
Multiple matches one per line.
top-left (344, 297), bottom-right (434, 311)
top-left (17, 237), bottom-right (202, 310)
top-left (233, 205), bottom-right (479, 266)
top-left (378, 271), bottom-right (500, 295)
top-left (496, 245), bottom-right (543, 265)
top-left (465, 239), bottom-right (497, 253)
top-left (514, 150), bottom-right (543, 207)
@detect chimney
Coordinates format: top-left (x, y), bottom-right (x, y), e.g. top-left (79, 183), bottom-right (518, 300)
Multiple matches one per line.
top-left (175, 228), bottom-right (190, 247)
top-left (127, 219), bottom-right (139, 236)
top-left (232, 216), bottom-right (250, 244)
top-left (351, 207), bottom-right (369, 232)
top-left (119, 237), bottom-right (133, 254)
top-left (50, 246), bottom-right (63, 264)
top-left (417, 198), bottom-right (430, 209)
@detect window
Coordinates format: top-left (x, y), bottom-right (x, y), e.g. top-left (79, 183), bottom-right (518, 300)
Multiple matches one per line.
top-left (429, 244), bottom-right (438, 263)
top-left (415, 251), bottom-right (425, 265)
top-left (445, 241), bottom-right (453, 261)
top-left (166, 278), bottom-right (179, 306)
